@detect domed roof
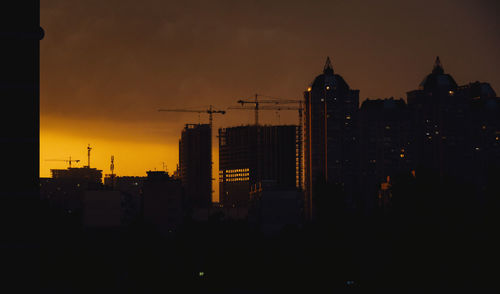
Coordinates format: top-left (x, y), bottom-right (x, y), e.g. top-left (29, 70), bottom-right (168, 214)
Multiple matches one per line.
top-left (311, 57), bottom-right (350, 92)
top-left (419, 56), bottom-right (458, 91)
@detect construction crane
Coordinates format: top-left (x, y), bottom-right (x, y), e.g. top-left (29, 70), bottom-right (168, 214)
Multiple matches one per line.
top-left (229, 105), bottom-right (303, 131)
top-left (229, 104), bottom-right (305, 190)
top-left (236, 94), bottom-right (302, 126)
top-left (45, 156), bottom-right (80, 168)
top-left (157, 105), bottom-right (225, 130)
top-left (157, 105), bottom-right (226, 201)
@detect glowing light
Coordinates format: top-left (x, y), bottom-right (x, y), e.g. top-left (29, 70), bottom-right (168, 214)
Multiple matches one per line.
top-left (449, 90), bottom-right (454, 96)
top-left (326, 85), bottom-right (330, 90)
top-left (307, 87), bottom-right (312, 92)
top-left (400, 154), bottom-right (405, 158)
top-left (199, 272), bottom-right (205, 277)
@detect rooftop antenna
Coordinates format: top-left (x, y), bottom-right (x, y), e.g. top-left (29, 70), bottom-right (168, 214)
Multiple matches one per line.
top-left (109, 155), bottom-right (115, 188)
top-left (87, 144), bottom-right (92, 168)
top-left (110, 155), bottom-right (115, 175)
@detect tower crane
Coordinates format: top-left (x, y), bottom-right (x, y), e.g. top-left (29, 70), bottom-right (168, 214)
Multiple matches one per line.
top-left (157, 105), bottom-right (225, 130)
top-left (45, 156), bottom-right (80, 168)
top-left (157, 105), bottom-right (226, 201)
top-left (236, 94), bottom-right (303, 126)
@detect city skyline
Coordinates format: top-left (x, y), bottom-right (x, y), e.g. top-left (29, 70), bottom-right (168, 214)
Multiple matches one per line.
top-left (3, 2), bottom-right (499, 291)
top-left (40, 0), bottom-right (500, 181)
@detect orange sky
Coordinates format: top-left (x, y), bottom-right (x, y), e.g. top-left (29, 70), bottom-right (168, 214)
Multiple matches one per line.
top-left (41, 0), bottom-right (500, 201)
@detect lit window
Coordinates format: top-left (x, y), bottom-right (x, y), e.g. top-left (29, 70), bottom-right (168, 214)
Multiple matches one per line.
top-left (346, 115), bottom-right (351, 120)
top-left (385, 126), bottom-right (391, 130)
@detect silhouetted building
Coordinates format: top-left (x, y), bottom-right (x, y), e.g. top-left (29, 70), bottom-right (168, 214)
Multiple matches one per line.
top-left (461, 82), bottom-right (500, 193)
top-left (51, 166), bottom-right (103, 186)
top-left (105, 175), bottom-right (146, 226)
top-left (219, 125), bottom-right (300, 218)
top-left (40, 167), bottom-right (104, 218)
top-left (407, 56), bottom-right (468, 177)
top-left (0, 1), bottom-right (43, 200)
top-left (407, 58), bottom-right (500, 184)
top-left (304, 57), bottom-right (360, 220)
top-left (359, 98), bottom-right (411, 213)
top-left (142, 171), bottom-right (183, 234)
top-left (248, 181), bottom-right (301, 235)
top-left (179, 124), bottom-right (212, 211)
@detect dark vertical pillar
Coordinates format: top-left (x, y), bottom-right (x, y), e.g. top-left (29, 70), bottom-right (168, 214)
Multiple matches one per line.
top-left (1, 2), bottom-right (43, 290)
top-left (0, 1), bottom-right (42, 201)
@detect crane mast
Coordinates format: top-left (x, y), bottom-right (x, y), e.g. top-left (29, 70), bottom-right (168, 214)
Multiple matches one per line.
top-left (158, 105), bottom-right (225, 203)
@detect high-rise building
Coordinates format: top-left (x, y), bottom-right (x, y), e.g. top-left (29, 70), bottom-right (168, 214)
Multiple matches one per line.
top-left (218, 125), bottom-right (300, 218)
top-left (304, 57), bottom-right (360, 220)
top-left (179, 124), bottom-right (212, 210)
top-left (407, 56), bottom-right (468, 178)
top-left (460, 82), bottom-right (500, 191)
top-left (358, 98), bottom-right (411, 213)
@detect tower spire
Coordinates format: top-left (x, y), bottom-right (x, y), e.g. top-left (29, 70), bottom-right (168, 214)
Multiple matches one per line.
top-left (432, 56), bottom-right (444, 74)
top-left (323, 56), bottom-right (334, 74)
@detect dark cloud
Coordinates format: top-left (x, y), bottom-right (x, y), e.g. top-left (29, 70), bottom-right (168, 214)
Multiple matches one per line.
top-left (41, 0), bottom-right (500, 128)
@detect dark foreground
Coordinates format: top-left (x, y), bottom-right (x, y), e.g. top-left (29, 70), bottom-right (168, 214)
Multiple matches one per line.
top-left (2, 201), bottom-right (498, 293)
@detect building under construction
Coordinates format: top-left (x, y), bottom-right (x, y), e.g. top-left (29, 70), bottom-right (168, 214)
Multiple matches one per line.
top-left (218, 125), bottom-right (302, 215)
top-left (179, 123), bottom-right (212, 210)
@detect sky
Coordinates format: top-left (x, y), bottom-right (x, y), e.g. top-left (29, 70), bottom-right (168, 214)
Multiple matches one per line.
top-left (40, 0), bottom-right (500, 201)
